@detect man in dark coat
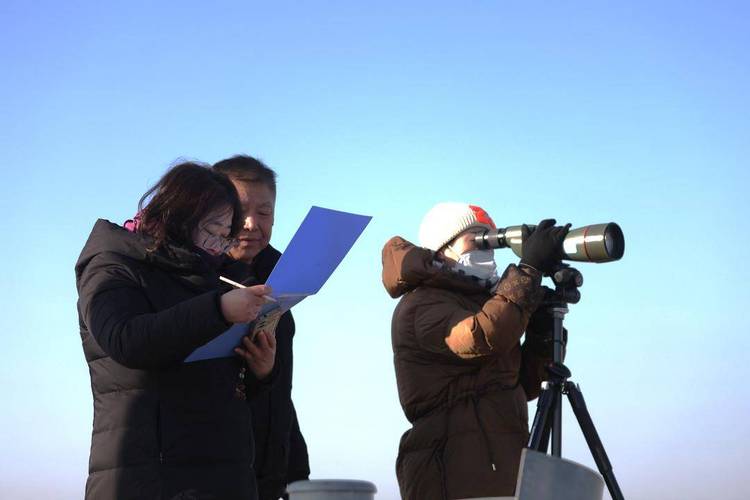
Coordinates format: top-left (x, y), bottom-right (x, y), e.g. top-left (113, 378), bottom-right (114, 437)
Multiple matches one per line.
top-left (214, 155), bottom-right (310, 500)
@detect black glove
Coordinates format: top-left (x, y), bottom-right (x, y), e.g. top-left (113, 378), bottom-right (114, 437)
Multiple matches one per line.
top-left (520, 219), bottom-right (571, 274)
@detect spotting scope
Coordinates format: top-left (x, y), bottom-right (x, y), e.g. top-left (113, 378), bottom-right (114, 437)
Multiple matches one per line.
top-left (474, 223), bottom-right (625, 263)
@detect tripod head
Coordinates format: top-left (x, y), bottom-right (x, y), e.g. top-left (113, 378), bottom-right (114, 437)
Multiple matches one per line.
top-left (539, 263), bottom-right (583, 371)
top-left (542, 264), bottom-right (583, 306)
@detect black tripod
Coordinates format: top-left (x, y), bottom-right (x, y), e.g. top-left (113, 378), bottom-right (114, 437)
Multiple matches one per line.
top-left (526, 266), bottom-right (625, 500)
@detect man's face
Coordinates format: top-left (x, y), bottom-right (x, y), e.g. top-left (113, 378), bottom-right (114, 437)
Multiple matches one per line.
top-left (227, 180), bottom-right (276, 263)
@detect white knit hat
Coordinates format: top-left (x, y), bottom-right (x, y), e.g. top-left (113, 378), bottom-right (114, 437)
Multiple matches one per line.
top-left (418, 202), bottom-right (497, 251)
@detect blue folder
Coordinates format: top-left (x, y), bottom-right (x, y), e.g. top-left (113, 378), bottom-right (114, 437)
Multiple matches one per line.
top-left (185, 206), bottom-right (371, 362)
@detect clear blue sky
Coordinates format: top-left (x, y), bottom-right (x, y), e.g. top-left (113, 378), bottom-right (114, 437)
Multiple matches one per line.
top-left (1, 1), bottom-right (748, 499)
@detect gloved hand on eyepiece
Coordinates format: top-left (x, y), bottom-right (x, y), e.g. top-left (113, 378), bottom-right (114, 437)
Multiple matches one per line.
top-left (519, 219), bottom-right (571, 275)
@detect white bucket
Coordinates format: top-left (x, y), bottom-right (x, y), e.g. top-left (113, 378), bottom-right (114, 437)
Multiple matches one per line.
top-left (286, 479), bottom-right (377, 500)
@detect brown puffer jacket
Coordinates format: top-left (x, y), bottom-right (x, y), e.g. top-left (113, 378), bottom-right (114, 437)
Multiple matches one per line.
top-left (382, 236), bottom-right (553, 500)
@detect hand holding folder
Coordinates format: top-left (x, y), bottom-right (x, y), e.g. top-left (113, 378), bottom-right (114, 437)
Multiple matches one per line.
top-left (185, 206), bottom-right (372, 363)
top-left (234, 329), bottom-right (277, 379)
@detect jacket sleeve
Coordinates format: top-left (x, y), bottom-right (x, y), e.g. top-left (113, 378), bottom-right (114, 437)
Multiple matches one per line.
top-left (244, 357), bottom-right (280, 398)
top-left (79, 253), bottom-right (231, 369)
top-left (440, 265), bottom-right (544, 359)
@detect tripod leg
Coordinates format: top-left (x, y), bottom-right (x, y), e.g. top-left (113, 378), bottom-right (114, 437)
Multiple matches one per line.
top-left (566, 382), bottom-right (625, 500)
top-left (527, 383), bottom-right (556, 452)
top-left (551, 306), bottom-right (567, 458)
top-left (552, 390), bottom-right (562, 457)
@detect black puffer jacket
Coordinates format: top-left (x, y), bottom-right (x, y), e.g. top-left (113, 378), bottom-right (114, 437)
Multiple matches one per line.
top-left (75, 219), bottom-right (268, 500)
top-left (222, 246), bottom-right (310, 500)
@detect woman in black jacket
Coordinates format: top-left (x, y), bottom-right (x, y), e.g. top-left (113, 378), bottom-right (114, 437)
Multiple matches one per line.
top-left (75, 161), bottom-right (276, 500)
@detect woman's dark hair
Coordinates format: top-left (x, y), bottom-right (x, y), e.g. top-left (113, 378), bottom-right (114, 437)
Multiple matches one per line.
top-left (212, 154), bottom-right (277, 195)
top-left (137, 161), bottom-right (244, 250)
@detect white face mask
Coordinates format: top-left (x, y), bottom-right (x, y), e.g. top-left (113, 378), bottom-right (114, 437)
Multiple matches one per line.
top-left (450, 247), bottom-right (499, 282)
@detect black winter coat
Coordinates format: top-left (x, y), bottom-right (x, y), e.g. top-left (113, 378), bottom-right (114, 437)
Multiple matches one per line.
top-left (222, 246), bottom-right (310, 500)
top-left (75, 220), bottom-right (268, 500)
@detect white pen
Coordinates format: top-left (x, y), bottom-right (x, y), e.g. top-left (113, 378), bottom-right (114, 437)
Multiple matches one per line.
top-left (219, 276), bottom-right (277, 303)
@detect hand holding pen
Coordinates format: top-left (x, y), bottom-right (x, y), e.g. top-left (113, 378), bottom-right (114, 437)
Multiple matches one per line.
top-left (219, 276), bottom-right (275, 324)
top-left (219, 276), bottom-right (277, 378)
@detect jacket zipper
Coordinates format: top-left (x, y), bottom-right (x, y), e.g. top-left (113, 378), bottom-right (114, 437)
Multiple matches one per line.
top-left (471, 395), bottom-right (497, 472)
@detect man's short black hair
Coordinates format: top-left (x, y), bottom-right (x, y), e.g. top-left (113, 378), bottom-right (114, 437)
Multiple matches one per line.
top-left (212, 155), bottom-right (277, 195)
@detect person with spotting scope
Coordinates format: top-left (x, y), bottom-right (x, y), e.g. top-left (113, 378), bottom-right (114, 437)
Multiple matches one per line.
top-left (381, 202), bottom-right (569, 499)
